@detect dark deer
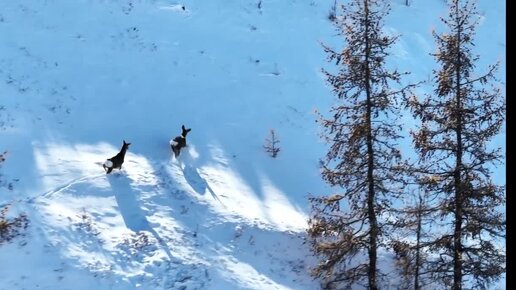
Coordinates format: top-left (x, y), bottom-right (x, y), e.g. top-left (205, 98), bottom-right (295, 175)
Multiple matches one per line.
top-left (103, 140), bottom-right (131, 174)
top-left (170, 125), bottom-right (191, 157)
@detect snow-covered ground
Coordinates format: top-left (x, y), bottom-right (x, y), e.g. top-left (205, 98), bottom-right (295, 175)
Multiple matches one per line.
top-left (0, 0), bottom-right (505, 289)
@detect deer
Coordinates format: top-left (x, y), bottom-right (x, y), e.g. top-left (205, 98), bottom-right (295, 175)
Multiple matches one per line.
top-left (170, 125), bottom-right (191, 157)
top-left (103, 140), bottom-right (131, 174)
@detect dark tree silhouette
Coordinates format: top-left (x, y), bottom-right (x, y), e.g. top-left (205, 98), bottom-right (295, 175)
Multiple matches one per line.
top-left (263, 129), bottom-right (280, 158)
top-left (390, 188), bottom-right (437, 290)
top-left (407, 0), bottom-right (506, 289)
top-left (307, 0), bottom-right (415, 289)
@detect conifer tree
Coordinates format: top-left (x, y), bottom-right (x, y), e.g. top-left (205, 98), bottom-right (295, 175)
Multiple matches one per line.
top-left (307, 0), bottom-right (413, 288)
top-left (391, 188), bottom-right (435, 290)
top-left (407, 0), bottom-right (506, 288)
top-left (264, 129), bottom-right (280, 158)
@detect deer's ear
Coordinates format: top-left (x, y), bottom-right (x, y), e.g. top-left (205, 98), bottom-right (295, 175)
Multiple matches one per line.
top-left (123, 140), bottom-right (126, 144)
top-left (182, 125), bottom-right (186, 130)
top-left (187, 128), bottom-right (192, 132)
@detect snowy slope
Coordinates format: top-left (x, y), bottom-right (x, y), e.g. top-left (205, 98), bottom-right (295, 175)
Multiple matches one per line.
top-left (0, 0), bottom-right (505, 289)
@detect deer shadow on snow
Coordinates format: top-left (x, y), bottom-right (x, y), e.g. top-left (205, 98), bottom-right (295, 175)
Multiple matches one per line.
top-left (107, 173), bottom-right (173, 259)
top-left (176, 146), bottom-right (223, 205)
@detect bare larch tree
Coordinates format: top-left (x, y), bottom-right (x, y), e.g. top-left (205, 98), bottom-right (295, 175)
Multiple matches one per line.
top-left (307, 0), bottom-right (414, 289)
top-left (407, 0), bottom-right (506, 289)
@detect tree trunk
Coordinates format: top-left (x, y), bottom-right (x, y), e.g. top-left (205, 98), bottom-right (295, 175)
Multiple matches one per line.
top-left (453, 3), bottom-right (463, 289)
top-left (364, 1), bottom-right (378, 289)
top-left (414, 193), bottom-right (422, 290)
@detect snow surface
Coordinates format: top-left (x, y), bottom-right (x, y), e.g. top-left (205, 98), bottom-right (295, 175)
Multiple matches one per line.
top-left (0, 0), bottom-right (505, 289)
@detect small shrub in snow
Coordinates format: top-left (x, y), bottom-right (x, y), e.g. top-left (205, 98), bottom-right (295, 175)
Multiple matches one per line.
top-left (0, 204), bottom-right (29, 245)
top-left (263, 129), bottom-right (280, 158)
top-left (328, 0), bottom-right (337, 21)
top-left (0, 151), bottom-right (18, 191)
top-left (248, 234), bottom-right (255, 245)
top-left (0, 154), bottom-right (29, 246)
top-left (120, 231), bottom-right (157, 254)
top-left (74, 210), bottom-right (101, 237)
